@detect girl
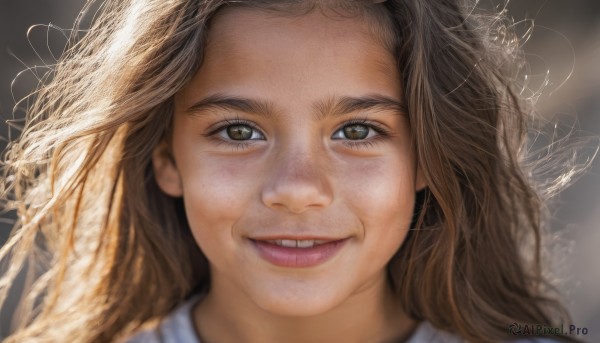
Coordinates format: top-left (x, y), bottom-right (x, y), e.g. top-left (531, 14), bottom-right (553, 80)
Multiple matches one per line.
top-left (0, 0), bottom-right (589, 342)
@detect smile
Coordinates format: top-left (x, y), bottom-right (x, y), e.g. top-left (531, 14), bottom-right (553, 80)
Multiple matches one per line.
top-left (249, 237), bottom-right (349, 268)
top-left (264, 239), bottom-right (330, 248)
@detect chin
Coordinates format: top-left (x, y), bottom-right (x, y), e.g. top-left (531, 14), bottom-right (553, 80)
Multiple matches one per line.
top-left (248, 282), bottom-right (346, 318)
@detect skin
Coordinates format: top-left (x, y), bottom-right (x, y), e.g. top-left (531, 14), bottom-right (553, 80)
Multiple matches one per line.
top-left (152, 7), bottom-right (427, 343)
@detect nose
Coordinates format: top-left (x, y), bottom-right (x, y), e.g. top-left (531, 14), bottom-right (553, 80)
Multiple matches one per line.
top-left (261, 149), bottom-right (334, 214)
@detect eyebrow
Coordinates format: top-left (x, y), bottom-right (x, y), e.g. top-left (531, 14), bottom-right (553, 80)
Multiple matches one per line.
top-left (185, 93), bottom-right (406, 120)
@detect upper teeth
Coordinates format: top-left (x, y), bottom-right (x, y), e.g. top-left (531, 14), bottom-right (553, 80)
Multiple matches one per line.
top-left (267, 239), bottom-right (328, 248)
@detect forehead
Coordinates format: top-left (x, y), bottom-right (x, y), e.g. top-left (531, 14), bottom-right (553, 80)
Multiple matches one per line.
top-left (207, 6), bottom-right (385, 53)
top-left (178, 7), bottom-right (401, 108)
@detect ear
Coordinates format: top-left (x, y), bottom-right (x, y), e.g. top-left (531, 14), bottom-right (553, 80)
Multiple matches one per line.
top-left (415, 163), bottom-right (428, 192)
top-left (152, 139), bottom-right (183, 197)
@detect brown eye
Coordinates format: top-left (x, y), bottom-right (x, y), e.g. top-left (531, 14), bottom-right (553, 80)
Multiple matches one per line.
top-left (343, 124), bottom-right (369, 140)
top-left (227, 125), bottom-right (253, 140)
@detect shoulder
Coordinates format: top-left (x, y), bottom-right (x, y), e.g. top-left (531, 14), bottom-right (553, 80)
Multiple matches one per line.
top-left (407, 321), bottom-right (563, 343)
top-left (124, 302), bottom-right (562, 343)
top-left (124, 295), bottom-right (203, 343)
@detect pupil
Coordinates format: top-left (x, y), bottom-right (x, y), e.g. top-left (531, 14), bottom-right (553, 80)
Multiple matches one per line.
top-left (344, 125), bottom-right (368, 140)
top-left (227, 125), bottom-right (252, 140)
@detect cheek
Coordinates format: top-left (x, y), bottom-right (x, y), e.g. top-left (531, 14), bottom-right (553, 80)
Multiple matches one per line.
top-left (173, 123), bottom-right (259, 250)
top-left (338, 155), bottom-right (416, 266)
top-left (347, 162), bottom-right (414, 270)
top-left (178, 159), bottom-right (262, 270)
top-left (176, 152), bottom-right (263, 247)
top-left (340, 156), bottom-right (415, 227)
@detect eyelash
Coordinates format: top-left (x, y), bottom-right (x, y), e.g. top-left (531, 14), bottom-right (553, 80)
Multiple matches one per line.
top-left (202, 118), bottom-right (264, 151)
top-left (202, 118), bottom-right (392, 151)
top-left (334, 119), bottom-right (392, 150)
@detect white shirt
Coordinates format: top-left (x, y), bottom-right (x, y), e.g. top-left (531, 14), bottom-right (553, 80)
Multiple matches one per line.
top-left (125, 295), bottom-right (558, 343)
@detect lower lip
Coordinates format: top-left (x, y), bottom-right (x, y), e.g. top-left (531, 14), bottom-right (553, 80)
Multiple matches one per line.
top-left (250, 238), bottom-right (349, 268)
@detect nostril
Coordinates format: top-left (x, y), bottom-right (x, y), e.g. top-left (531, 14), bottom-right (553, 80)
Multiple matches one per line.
top-left (261, 180), bottom-right (333, 213)
top-left (265, 199), bottom-right (328, 214)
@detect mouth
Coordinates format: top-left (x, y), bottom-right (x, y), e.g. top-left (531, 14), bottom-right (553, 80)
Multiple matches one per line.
top-left (248, 237), bottom-right (349, 268)
top-left (260, 239), bottom-right (333, 248)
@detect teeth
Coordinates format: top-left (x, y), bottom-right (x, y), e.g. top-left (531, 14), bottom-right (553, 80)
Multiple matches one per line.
top-left (281, 239), bottom-right (297, 248)
top-left (263, 239), bottom-right (331, 248)
top-left (296, 240), bottom-right (315, 248)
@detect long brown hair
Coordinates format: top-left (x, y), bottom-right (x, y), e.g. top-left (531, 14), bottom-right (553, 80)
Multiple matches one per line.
top-left (0, 0), bottom-right (592, 342)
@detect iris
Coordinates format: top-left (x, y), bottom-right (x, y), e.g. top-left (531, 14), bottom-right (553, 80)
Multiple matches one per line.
top-left (227, 125), bottom-right (253, 140)
top-left (344, 124), bottom-right (369, 140)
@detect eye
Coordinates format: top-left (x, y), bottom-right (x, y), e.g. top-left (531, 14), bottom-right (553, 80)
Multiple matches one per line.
top-left (332, 123), bottom-right (378, 140)
top-left (213, 122), bottom-right (265, 141)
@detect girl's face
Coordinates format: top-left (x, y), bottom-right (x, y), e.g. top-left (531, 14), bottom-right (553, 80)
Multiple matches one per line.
top-left (153, 7), bottom-right (426, 316)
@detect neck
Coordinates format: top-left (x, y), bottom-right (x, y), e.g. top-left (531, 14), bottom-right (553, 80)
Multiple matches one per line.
top-left (192, 273), bottom-right (417, 343)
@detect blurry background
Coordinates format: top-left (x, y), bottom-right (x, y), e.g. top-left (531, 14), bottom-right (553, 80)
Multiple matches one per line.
top-left (0, 0), bottom-right (599, 341)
